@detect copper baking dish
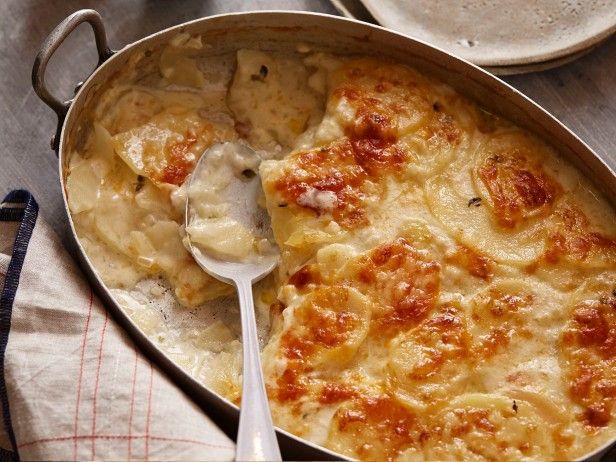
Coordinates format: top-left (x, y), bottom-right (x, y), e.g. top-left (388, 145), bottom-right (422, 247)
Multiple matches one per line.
top-left (32, 9), bottom-right (616, 460)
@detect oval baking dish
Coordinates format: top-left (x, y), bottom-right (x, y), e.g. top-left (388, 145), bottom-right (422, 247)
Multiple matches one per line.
top-left (32, 9), bottom-right (616, 461)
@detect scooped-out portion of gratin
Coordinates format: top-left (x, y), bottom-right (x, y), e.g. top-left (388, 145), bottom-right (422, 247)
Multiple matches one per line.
top-left (65, 32), bottom-right (616, 461)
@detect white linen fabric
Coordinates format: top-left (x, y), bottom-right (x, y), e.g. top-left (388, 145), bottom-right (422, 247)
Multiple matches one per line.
top-left (0, 190), bottom-right (235, 461)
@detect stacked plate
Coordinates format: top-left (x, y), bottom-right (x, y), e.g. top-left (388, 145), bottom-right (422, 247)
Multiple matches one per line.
top-left (330, 0), bottom-right (616, 75)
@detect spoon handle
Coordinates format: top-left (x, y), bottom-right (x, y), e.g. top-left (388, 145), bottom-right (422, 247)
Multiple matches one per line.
top-left (234, 277), bottom-right (282, 462)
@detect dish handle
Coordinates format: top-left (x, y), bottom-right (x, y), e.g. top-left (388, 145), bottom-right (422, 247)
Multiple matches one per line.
top-left (32, 9), bottom-right (114, 153)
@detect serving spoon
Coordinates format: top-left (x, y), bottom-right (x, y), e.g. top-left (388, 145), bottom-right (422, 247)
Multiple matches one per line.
top-left (185, 142), bottom-right (282, 461)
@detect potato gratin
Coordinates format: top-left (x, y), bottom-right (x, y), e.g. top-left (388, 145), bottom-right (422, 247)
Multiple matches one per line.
top-left (65, 33), bottom-right (616, 461)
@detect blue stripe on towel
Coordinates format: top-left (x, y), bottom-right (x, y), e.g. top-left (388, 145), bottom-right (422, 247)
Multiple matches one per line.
top-left (0, 446), bottom-right (16, 462)
top-left (0, 190), bottom-right (39, 461)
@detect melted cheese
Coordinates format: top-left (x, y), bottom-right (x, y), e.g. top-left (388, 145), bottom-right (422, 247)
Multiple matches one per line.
top-left (65, 42), bottom-right (616, 461)
top-left (313, 58), bottom-right (471, 181)
top-left (228, 49), bottom-right (325, 150)
top-left (561, 286), bottom-right (616, 429)
top-left (260, 58), bottom-right (616, 461)
top-left (424, 129), bottom-right (581, 267)
top-left (66, 42), bottom-right (240, 308)
top-left (112, 110), bottom-right (236, 186)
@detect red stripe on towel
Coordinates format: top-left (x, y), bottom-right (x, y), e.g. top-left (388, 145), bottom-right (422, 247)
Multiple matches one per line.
top-left (73, 288), bottom-right (93, 461)
top-left (91, 310), bottom-right (109, 460)
top-left (127, 350), bottom-right (138, 460)
top-left (144, 362), bottom-right (154, 461)
top-left (18, 434), bottom-right (234, 450)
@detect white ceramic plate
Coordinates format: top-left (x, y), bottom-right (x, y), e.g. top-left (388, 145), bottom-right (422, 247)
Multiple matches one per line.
top-left (343, 0), bottom-right (615, 67)
top-left (483, 37), bottom-right (609, 75)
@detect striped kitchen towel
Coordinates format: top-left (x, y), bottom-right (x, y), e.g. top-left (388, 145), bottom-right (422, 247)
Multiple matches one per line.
top-left (0, 190), bottom-right (235, 461)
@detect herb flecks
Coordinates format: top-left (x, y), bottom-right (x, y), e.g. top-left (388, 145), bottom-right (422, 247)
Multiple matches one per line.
top-left (512, 400), bottom-right (518, 413)
top-left (135, 175), bottom-right (145, 192)
top-left (468, 197), bottom-right (482, 207)
top-left (250, 64), bottom-right (269, 81)
top-left (278, 203), bottom-right (288, 208)
top-left (241, 169), bottom-right (256, 179)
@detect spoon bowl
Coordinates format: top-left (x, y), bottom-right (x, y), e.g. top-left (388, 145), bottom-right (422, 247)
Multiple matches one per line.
top-left (185, 142), bottom-right (282, 462)
top-left (186, 243), bottom-right (278, 285)
top-left (185, 142), bottom-right (279, 284)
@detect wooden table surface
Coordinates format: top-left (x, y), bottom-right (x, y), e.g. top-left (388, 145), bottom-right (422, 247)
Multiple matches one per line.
top-left (1, 0), bottom-right (615, 459)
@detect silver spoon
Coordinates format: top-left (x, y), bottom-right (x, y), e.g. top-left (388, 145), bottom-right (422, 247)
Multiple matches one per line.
top-left (185, 142), bottom-right (282, 461)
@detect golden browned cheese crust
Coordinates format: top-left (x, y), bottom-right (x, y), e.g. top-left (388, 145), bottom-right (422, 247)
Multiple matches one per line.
top-left (260, 57), bottom-right (616, 461)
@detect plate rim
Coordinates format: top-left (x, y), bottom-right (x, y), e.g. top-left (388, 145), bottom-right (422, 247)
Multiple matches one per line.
top-left (356, 0), bottom-right (616, 67)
